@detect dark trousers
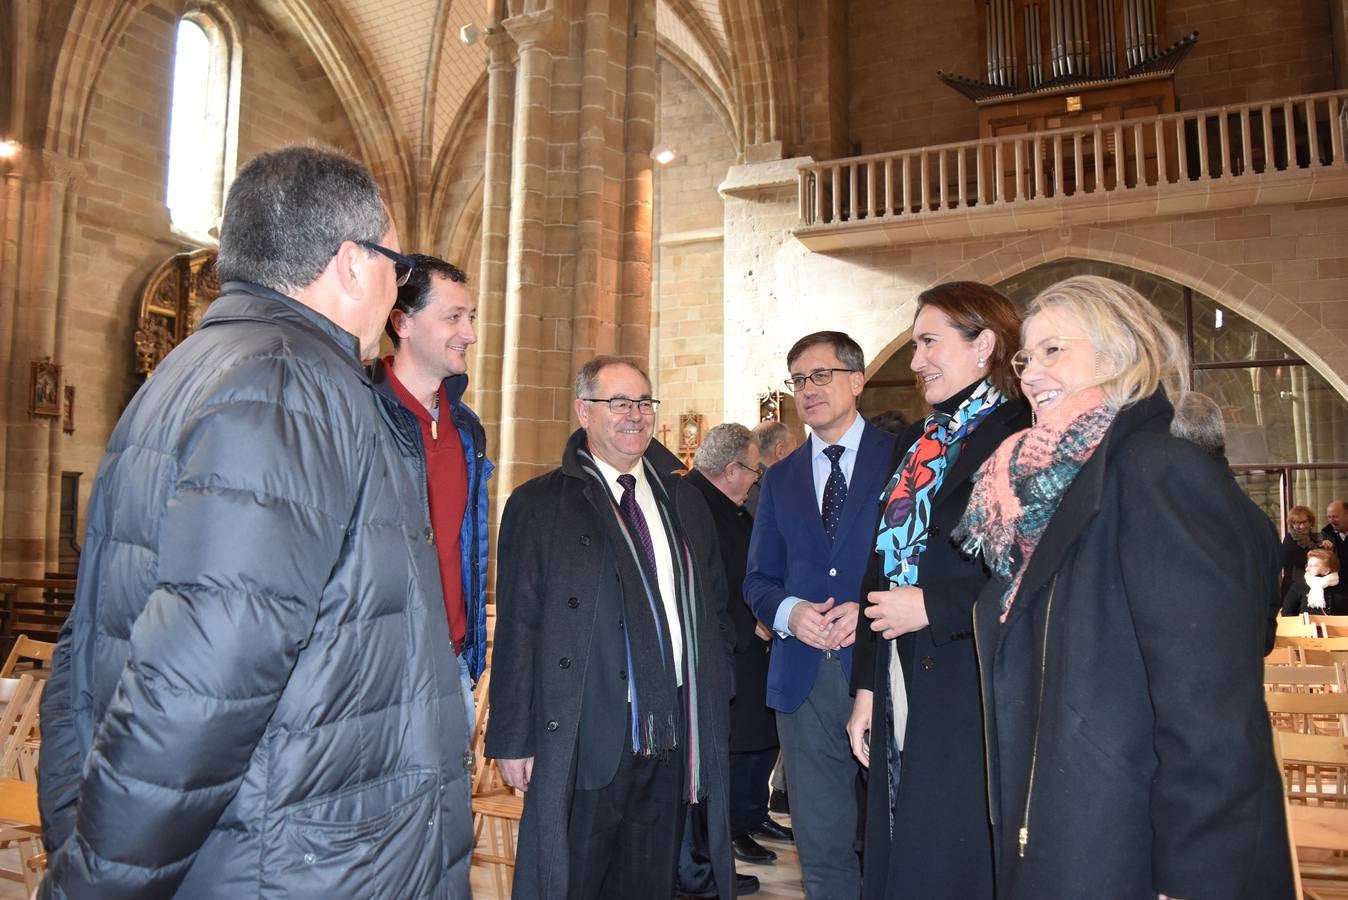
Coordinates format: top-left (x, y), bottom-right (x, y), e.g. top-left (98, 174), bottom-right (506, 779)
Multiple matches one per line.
top-left (567, 747), bottom-right (684, 900)
top-left (729, 746), bottom-right (777, 837)
top-left (777, 655), bottom-right (861, 899)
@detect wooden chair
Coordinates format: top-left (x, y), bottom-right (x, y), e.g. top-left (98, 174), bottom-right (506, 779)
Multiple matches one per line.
top-left (1265, 664), bottom-right (1348, 693)
top-left (470, 666), bottom-right (523, 897)
top-left (1281, 618), bottom-right (1324, 638)
top-left (1267, 690), bottom-right (1348, 739)
top-left (0, 678), bottom-right (43, 893)
top-left (1274, 728), bottom-right (1348, 898)
top-left (1277, 636), bottom-right (1348, 654)
top-left (0, 636), bottom-right (55, 679)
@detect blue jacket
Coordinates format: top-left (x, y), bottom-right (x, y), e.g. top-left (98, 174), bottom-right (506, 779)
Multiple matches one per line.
top-left (744, 419), bottom-right (895, 713)
top-left (371, 359), bottom-right (494, 681)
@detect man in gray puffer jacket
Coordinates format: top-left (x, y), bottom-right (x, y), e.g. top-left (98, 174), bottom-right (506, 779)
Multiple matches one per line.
top-left (37, 145), bottom-right (473, 898)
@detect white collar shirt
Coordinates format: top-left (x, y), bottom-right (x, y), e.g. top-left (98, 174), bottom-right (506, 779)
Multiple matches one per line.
top-left (593, 454), bottom-right (683, 684)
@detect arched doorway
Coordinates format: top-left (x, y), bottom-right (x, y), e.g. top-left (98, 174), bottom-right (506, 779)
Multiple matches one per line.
top-left (859, 259), bottom-right (1348, 527)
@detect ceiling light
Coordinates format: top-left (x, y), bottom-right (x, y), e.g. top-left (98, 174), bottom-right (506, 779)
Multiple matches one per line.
top-left (0, 140), bottom-right (20, 159)
top-left (651, 144), bottom-right (676, 165)
top-left (459, 23), bottom-right (483, 45)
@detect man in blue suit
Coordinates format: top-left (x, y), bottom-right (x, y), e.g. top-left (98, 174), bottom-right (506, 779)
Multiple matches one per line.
top-left (745, 331), bottom-right (896, 898)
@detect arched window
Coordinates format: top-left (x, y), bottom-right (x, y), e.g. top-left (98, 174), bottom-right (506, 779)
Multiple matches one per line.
top-left (166, 8), bottom-right (239, 242)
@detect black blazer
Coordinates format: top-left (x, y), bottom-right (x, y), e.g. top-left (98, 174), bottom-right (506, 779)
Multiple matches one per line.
top-left (1281, 578), bottom-right (1348, 616)
top-left (851, 397), bottom-right (1030, 900)
top-left (686, 469), bottom-right (775, 752)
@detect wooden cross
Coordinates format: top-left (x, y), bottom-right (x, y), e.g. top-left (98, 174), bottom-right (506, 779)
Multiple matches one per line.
top-left (659, 424), bottom-right (672, 445)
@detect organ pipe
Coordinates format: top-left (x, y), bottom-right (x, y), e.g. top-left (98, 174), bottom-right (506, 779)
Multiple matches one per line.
top-left (1025, 3), bottom-right (1043, 87)
top-left (1098, 0), bottom-right (1117, 76)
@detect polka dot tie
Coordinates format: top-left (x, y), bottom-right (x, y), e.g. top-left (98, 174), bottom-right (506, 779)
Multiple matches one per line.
top-left (821, 444), bottom-right (848, 543)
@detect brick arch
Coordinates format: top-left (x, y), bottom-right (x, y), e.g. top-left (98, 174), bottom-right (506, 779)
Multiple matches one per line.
top-left (867, 226), bottom-right (1348, 400)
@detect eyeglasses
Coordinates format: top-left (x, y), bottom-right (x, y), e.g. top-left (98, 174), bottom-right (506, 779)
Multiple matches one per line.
top-left (1010, 336), bottom-right (1091, 378)
top-left (355, 240), bottom-right (416, 287)
top-left (784, 368), bottom-right (857, 392)
top-left (732, 460), bottom-right (762, 483)
top-left (582, 396), bottom-right (661, 416)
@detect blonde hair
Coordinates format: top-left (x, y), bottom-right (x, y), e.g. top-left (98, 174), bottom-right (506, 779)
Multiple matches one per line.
top-left (1024, 275), bottom-right (1188, 411)
top-left (1288, 505), bottom-right (1316, 527)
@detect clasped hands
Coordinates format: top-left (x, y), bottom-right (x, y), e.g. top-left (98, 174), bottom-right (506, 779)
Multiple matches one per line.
top-left (787, 597), bottom-right (857, 651)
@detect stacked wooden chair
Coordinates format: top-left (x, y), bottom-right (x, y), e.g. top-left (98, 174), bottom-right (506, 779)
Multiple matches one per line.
top-left (1267, 628), bottom-right (1348, 898)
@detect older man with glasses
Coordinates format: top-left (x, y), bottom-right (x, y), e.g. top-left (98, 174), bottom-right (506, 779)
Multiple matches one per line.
top-left (487, 356), bottom-right (738, 899)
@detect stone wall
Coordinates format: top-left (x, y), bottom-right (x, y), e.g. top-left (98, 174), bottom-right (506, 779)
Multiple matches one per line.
top-left (1166, 0), bottom-right (1335, 110)
top-left (719, 159), bottom-right (1348, 428)
top-left (652, 58), bottom-right (738, 446)
top-left (58, 0), bottom-right (358, 542)
top-left (841, 0), bottom-right (1339, 160)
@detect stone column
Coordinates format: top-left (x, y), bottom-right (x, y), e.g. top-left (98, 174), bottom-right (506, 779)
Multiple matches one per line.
top-left (475, 28), bottom-right (517, 471)
top-left (494, 0), bottom-right (659, 499)
top-left (1, 150), bottom-right (80, 574)
top-left (497, 8), bottom-right (561, 498)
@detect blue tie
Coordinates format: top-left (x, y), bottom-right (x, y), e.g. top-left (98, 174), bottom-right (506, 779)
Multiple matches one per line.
top-left (821, 444), bottom-right (848, 542)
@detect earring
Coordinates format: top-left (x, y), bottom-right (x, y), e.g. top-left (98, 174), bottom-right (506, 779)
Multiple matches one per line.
top-left (976, 356), bottom-right (986, 369)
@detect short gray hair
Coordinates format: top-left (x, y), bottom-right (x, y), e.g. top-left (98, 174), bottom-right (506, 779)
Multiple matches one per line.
top-left (754, 420), bottom-right (792, 458)
top-left (694, 423), bottom-right (756, 474)
top-left (1170, 391), bottom-right (1226, 457)
top-left (217, 145), bottom-right (389, 294)
top-left (575, 356), bottom-right (652, 399)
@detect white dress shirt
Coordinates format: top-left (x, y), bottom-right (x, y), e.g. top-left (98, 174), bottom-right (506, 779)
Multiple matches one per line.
top-left (774, 411), bottom-right (866, 636)
top-left (593, 455), bottom-right (683, 683)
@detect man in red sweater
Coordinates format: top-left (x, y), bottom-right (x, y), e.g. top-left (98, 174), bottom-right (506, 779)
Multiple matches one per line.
top-left (372, 254), bottom-right (493, 733)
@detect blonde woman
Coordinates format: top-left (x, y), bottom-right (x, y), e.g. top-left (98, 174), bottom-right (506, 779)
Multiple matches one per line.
top-left (955, 276), bottom-right (1293, 899)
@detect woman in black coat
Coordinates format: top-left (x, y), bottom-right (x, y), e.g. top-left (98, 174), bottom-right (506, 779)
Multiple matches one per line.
top-left (1281, 504), bottom-right (1330, 595)
top-left (847, 282), bottom-right (1030, 899)
top-left (958, 275), bottom-right (1293, 899)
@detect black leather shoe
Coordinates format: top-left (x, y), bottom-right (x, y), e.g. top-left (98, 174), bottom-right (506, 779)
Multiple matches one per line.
top-left (749, 818), bottom-right (793, 842)
top-left (768, 788), bottom-right (789, 813)
top-left (676, 871), bottom-right (761, 899)
top-left (732, 834), bottom-right (777, 864)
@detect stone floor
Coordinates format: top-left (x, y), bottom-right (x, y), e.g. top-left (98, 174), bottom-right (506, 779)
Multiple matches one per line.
top-left (470, 816), bottom-right (806, 899)
top-left (4, 820), bottom-right (809, 898)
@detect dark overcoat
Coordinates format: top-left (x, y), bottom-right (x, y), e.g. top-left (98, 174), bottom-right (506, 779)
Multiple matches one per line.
top-left (485, 431), bottom-right (737, 899)
top-left (973, 391), bottom-right (1294, 899)
top-left (851, 399), bottom-right (1030, 900)
top-left (686, 469), bottom-right (775, 752)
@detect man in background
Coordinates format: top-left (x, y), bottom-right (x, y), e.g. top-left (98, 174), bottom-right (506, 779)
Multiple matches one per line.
top-left (372, 254), bottom-right (493, 727)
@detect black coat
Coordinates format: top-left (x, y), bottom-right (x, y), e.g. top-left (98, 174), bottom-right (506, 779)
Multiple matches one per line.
top-left (1281, 577), bottom-right (1348, 616)
top-left (686, 469), bottom-right (775, 753)
top-left (485, 431), bottom-right (737, 899)
top-left (851, 398), bottom-right (1030, 900)
top-left (1321, 526), bottom-right (1348, 574)
top-left (973, 391), bottom-right (1293, 899)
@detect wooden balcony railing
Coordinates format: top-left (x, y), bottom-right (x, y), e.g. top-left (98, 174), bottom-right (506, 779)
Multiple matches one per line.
top-left (797, 89), bottom-right (1348, 244)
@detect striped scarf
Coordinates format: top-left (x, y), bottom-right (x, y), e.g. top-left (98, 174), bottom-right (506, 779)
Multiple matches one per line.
top-left (955, 388), bottom-right (1115, 621)
top-left (576, 448), bottom-right (705, 801)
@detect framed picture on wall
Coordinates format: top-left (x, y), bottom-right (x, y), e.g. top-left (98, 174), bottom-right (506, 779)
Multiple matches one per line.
top-left (30, 360), bottom-right (61, 418)
top-left (679, 412), bottom-right (703, 452)
top-left (63, 385), bottom-right (76, 434)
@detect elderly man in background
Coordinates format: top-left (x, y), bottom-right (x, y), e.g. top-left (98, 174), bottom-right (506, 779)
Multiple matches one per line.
top-left (38, 145), bottom-right (472, 898)
top-left (488, 356), bottom-right (737, 899)
top-left (746, 420), bottom-right (799, 516)
top-left (1324, 500), bottom-right (1348, 573)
